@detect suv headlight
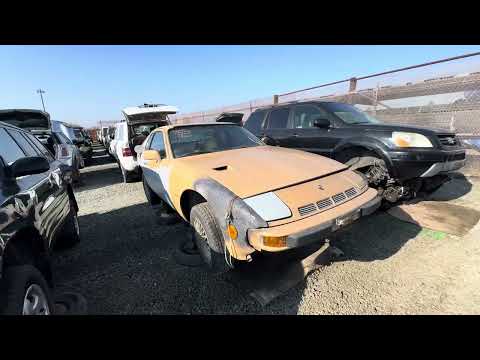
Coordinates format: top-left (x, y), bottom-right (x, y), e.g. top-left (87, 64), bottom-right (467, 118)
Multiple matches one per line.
top-left (243, 192), bottom-right (292, 222)
top-left (392, 132), bottom-right (433, 148)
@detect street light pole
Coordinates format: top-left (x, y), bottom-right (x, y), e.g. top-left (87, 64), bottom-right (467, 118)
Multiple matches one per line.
top-left (36, 89), bottom-right (46, 112)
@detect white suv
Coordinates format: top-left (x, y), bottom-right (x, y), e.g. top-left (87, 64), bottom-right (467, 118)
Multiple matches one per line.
top-left (111, 104), bottom-right (178, 183)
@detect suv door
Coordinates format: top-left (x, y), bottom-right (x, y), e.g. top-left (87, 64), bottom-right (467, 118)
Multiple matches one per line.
top-left (1, 128), bottom-right (69, 248)
top-left (263, 107), bottom-right (294, 146)
top-left (289, 103), bottom-right (339, 157)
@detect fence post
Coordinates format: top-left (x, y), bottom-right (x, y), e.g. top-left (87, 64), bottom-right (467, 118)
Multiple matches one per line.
top-left (273, 95), bottom-right (279, 104)
top-left (349, 77), bottom-right (357, 92)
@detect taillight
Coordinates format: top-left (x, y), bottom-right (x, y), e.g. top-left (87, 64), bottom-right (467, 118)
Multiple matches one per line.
top-left (60, 145), bottom-right (70, 158)
top-left (122, 147), bottom-right (132, 157)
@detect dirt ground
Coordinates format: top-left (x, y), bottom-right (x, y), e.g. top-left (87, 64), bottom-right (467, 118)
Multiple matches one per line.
top-left (52, 145), bottom-right (480, 314)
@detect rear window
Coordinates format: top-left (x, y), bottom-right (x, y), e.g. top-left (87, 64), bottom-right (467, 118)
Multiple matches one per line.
top-left (6, 130), bottom-right (39, 157)
top-left (0, 128), bottom-right (27, 165)
top-left (244, 111), bottom-right (266, 134)
top-left (266, 108), bottom-right (290, 129)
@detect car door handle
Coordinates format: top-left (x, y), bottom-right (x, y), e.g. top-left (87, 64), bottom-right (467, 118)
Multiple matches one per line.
top-left (291, 134), bottom-right (299, 137)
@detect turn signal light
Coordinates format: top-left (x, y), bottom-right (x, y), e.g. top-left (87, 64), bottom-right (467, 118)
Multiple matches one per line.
top-left (263, 235), bottom-right (287, 247)
top-left (227, 224), bottom-right (238, 240)
top-left (122, 148), bottom-right (133, 157)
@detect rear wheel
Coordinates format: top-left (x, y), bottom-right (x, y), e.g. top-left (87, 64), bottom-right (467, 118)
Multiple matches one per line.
top-left (190, 203), bottom-right (231, 274)
top-left (0, 265), bottom-right (54, 315)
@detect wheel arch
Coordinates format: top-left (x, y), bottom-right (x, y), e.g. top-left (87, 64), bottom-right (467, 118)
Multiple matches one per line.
top-left (179, 189), bottom-right (207, 223)
top-left (333, 138), bottom-right (396, 176)
top-left (2, 227), bottom-right (53, 287)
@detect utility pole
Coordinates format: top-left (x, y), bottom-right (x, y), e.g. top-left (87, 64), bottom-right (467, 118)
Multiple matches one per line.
top-left (36, 89), bottom-right (46, 112)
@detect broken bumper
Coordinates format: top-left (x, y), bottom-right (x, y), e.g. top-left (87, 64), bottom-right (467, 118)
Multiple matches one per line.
top-left (420, 159), bottom-right (466, 177)
top-left (247, 188), bottom-right (381, 252)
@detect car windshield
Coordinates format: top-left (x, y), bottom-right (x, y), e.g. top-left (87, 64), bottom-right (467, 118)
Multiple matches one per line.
top-left (169, 125), bottom-right (263, 158)
top-left (322, 103), bottom-right (381, 125)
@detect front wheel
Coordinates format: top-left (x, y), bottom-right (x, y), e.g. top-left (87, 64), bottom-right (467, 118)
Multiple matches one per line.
top-left (0, 265), bottom-right (54, 315)
top-left (190, 203), bottom-right (231, 274)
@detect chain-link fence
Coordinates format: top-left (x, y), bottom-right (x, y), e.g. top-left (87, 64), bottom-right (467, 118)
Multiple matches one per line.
top-left (171, 52), bottom-right (480, 139)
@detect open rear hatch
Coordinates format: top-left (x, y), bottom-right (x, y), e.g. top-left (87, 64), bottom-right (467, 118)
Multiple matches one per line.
top-left (215, 112), bottom-right (244, 125)
top-left (122, 104), bottom-right (178, 126)
top-left (0, 109), bottom-right (51, 130)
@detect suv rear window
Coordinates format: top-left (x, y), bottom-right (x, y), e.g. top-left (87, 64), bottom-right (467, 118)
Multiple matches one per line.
top-left (266, 108), bottom-right (290, 129)
top-left (0, 128), bottom-right (26, 165)
top-left (244, 111), bottom-right (266, 134)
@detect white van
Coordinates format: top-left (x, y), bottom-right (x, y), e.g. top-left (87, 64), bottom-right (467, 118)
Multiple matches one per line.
top-left (111, 104), bottom-right (178, 182)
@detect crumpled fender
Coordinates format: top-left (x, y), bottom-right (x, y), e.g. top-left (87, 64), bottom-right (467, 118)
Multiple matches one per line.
top-left (193, 178), bottom-right (267, 260)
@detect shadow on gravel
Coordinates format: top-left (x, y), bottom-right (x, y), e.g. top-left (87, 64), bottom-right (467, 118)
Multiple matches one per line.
top-left (424, 173), bottom-right (473, 202)
top-left (75, 166), bottom-right (122, 192)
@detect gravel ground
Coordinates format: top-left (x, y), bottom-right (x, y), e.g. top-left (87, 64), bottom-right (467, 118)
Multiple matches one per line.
top-left (52, 145), bottom-right (480, 314)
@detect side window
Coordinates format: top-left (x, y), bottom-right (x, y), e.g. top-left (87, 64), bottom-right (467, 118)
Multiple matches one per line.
top-left (244, 111), bottom-right (266, 134)
top-left (266, 108), bottom-right (290, 129)
top-left (0, 128), bottom-right (26, 165)
top-left (24, 133), bottom-right (54, 161)
top-left (293, 104), bottom-right (331, 128)
top-left (145, 133), bottom-right (154, 149)
top-left (149, 132), bottom-right (166, 158)
top-left (6, 129), bottom-right (39, 157)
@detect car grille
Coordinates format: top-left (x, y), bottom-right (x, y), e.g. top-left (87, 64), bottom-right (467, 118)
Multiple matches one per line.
top-left (438, 134), bottom-right (458, 146)
top-left (297, 187), bottom-right (364, 217)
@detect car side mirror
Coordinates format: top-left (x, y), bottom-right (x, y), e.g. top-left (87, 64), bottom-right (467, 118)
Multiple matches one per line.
top-left (313, 118), bottom-right (331, 128)
top-left (143, 149), bottom-right (162, 163)
top-left (134, 145), bottom-right (143, 155)
top-left (8, 156), bottom-right (50, 178)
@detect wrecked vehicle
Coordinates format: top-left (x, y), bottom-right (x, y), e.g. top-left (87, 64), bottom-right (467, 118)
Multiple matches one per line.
top-left (0, 110), bottom-right (84, 182)
top-left (0, 121), bottom-right (81, 315)
top-left (52, 121), bottom-right (93, 164)
top-left (241, 101), bottom-right (467, 202)
top-left (137, 123), bottom-right (380, 272)
top-left (111, 103), bottom-right (178, 183)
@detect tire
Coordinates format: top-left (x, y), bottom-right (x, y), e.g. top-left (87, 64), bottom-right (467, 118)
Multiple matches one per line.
top-left (54, 292), bottom-right (88, 315)
top-left (190, 203), bottom-right (230, 274)
top-left (55, 202), bottom-right (81, 250)
top-left (173, 235), bottom-right (204, 267)
top-left (0, 265), bottom-right (54, 315)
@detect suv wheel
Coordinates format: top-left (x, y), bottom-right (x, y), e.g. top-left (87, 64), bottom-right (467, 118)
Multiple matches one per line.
top-left (190, 203), bottom-right (231, 274)
top-left (0, 265), bottom-right (53, 315)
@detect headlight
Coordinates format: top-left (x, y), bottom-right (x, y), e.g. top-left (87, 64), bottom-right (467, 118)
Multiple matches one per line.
top-left (392, 132), bottom-right (433, 148)
top-left (243, 192), bottom-right (292, 222)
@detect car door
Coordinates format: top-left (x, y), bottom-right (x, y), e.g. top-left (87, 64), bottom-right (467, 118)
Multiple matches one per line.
top-left (262, 107), bottom-right (294, 147)
top-left (140, 131), bottom-right (172, 206)
top-left (288, 103), bottom-right (339, 157)
top-left (1, 128), bottom-right (68, 248)
top-left (22, 131), bottom-right (71, 245)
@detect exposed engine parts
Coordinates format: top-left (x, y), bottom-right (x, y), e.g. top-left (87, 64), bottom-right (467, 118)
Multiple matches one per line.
top-left (364, 159), bottom-right (390, 186)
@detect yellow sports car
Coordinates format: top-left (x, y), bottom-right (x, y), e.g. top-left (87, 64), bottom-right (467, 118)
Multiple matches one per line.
top-left (137, 123), bottom-right (380, 272)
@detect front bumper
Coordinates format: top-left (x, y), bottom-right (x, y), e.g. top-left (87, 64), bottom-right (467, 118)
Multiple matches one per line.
top-left (247, 188), bottom-right (381, 252)
top-left (387, 148), bottom-right (466, 180)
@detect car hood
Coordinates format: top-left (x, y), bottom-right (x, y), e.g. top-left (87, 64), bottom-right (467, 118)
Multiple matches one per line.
top-left (355, 123), bottom-right (454, 135)
top-left (176, 145), bottom-right (347, 198)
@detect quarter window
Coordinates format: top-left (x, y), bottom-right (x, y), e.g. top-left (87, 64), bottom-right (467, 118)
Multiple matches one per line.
top-left (149, 132), bottom-right (166, 158)
top-left (244, 111), bottom-right (266, 134)
top-left (0, 128), bottom-right (26, 165)
top-left (266, 108), bottom-right (290, 129)
top-left (293, 104), bottom-right (331, 128)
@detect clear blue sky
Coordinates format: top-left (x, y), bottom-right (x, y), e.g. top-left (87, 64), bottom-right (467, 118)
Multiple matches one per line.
top-left (1, 45), bottom-right (479, 128)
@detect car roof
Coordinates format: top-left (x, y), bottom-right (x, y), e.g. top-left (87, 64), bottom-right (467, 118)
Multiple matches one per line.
top-left (252, 100), bottom-right (342, 112)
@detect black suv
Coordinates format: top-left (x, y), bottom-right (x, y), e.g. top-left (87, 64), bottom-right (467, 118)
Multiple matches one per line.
top-left (241, 101), bottom-right (466, 202)
top-left (0, 122), bottom-right (80, 315)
